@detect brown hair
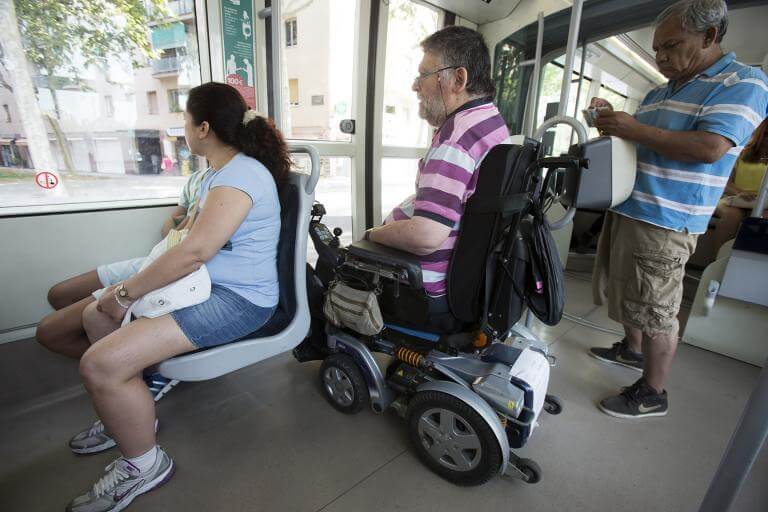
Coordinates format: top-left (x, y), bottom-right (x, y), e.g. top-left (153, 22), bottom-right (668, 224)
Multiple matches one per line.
top-left (186, 82), bottom-right (290, 188)
top-left (742, 117), bottom-right (768, 164)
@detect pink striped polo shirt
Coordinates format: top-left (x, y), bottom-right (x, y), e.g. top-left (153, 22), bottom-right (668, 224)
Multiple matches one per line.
top-left (384, 98), bottom-right (510, 297)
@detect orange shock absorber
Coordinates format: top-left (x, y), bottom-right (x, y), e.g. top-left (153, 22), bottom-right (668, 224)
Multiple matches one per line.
top-left (395, 347), bottom-right (424, 367)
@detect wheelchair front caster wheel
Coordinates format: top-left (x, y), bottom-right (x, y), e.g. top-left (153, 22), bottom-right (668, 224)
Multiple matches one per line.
top-left (517, 458), bottom-right (542, 484)
top-left (407, 391), bottom-right (502, 486)
top-left (320, 354), bottom-right (369, 414)
top-left (543, 394), bottom-right (563, 415)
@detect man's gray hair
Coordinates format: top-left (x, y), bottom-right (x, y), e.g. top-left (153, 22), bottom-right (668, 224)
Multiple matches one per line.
top-left (656, 0), bottom-right (728, 42)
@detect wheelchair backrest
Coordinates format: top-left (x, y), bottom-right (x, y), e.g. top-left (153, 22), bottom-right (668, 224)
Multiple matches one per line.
top-left (447, 140), bottom-right (540, 324)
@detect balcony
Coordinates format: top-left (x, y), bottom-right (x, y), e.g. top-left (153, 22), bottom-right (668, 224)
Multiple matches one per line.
top-left (146, 0), bottom-right (194, 23)
top-left (151, 56), bottom-right (182, 76)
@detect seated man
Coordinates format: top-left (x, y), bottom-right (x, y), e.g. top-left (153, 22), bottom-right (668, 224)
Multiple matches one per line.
top-left (364, 26), bottom-right (510, 310)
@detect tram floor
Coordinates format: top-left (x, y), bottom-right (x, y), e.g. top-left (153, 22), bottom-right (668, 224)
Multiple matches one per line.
top-left (1, 275), bottom-right (766, 512)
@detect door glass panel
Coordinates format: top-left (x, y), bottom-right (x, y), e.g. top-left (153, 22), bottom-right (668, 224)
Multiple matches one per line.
top-left (381, 0), bottom-right (439, 147)
top-left (280, 0), bottom-right (357, 142)
top-left (292, 155), bottom-right (353, 264)
top-left (380, 157), bottom-right (418, 220)
top-left (0, 0), bottom-right (204, 211)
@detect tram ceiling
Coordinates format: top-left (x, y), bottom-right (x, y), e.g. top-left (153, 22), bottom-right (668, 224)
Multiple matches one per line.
top-left (502, 0), bottom-right (763, 60)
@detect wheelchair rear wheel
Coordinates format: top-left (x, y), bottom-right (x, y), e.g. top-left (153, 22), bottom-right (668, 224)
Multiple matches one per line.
top-left (407, 391), bottom-right (502, 486)
top-left (320, 354), bottom-right (369, 414)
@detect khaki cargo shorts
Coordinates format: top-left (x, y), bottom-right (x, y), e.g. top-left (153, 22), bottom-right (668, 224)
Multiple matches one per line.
top-left (592, 212), bottom-right (698, 335)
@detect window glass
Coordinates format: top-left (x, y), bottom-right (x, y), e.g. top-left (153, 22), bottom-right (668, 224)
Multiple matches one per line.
top-left (281, 0), bottom-right (357, 142)
top-left (381, 157), bottom-right (418, 220)
top-left (493, 42), bottom-right (530, 135)
top-left (0, 0), bottom-right (204, 210)
top-left (292, 155), bottom-right (353, 264)
top-left (381, 0), bottom-right (439, 147)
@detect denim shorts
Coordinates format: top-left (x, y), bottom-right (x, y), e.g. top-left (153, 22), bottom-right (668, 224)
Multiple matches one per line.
top-left (170, 284), bottom-right (277, 349)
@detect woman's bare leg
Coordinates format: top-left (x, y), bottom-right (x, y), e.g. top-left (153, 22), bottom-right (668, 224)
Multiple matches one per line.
top-left (47, 270), bottom-right (103, 310)
top-left (78, 315), bottom-right (196, 457)
top-left (36, 296), bottom-right (95, 359)
top-left (82, 300), bottom-right (123, 344)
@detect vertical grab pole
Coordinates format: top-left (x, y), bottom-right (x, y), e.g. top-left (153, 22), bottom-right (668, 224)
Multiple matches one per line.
top-left (524, 13), bottom-right (545, 137)
top-left (558, 0), bottom-right (584, 117)
top-left (750, 162), bottom-right (768, 218)
top-left (258, 1), bottom-right (283, 131)
top-left (698, 356), bottom-right (768, 512)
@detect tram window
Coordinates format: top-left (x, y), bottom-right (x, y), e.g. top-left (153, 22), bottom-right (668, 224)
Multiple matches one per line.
top-left (280, 0), bottom-right (356, 142)
top-left (293, 155), bottom-right (353, 264)
top-left (598, 85), bottom-right (628, 111)
top-left (535, 62), bottom-right (591, 156)
top-left (0, 0), bottom-right (204, 211)
top-left (381, 0), bottom-right (440, 148)
top-left (381, 158), bottom-right (418, 219)
top-left (494, 42), bottom-right (528, 136)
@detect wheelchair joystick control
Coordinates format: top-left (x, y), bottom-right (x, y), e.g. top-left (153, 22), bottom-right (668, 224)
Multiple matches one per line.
top-left (331, 227), bottom-right (342, 248)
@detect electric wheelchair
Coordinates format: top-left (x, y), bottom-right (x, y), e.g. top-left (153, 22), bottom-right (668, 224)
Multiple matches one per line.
top-left (156, 131), bottom-right (635, 488)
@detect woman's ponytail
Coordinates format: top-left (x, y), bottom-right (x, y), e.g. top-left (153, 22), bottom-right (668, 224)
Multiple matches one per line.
top-left (236, 114), bottom-right (291, 190)
top-left (186, 83), bottom-right (291, 189)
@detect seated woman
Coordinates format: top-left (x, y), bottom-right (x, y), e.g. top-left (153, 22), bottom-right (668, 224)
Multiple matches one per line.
top-left (713, 117), bottom-right (768, 253)
top-left (37, 168), bottom-right (206, 361)
top-left (66, 82), bottom-right (290, 512)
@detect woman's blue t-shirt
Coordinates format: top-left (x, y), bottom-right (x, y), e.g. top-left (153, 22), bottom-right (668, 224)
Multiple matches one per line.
top-left (198, 153), bottom-right (280, 307)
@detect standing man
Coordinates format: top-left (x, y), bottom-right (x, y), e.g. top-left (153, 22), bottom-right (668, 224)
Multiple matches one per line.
top-left (589, 0), bottom-right (768, 418)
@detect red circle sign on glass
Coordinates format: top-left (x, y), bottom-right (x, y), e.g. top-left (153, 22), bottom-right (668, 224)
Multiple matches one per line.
top-left (35, 171), bottom-right (59, 189)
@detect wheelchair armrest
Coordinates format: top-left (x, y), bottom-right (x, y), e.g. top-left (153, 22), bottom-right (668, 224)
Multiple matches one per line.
top-left (346, 240), bottom-right (423, 289)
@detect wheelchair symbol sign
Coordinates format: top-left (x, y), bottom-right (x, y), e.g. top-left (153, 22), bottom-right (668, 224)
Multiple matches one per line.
top-left (35, 171), bottom-right (59, 189)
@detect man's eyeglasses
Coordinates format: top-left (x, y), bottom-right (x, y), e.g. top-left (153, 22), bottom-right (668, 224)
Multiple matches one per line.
top-left (413, 66), bottom-right (459, 85)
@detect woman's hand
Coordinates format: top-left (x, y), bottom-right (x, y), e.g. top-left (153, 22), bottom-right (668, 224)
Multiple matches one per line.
top-left (96, 284), bottom-right (132, 323)
top-left (738, 191), bottom-right (757, 202)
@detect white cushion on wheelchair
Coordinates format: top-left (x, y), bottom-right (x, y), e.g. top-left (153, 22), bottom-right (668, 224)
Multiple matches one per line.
top-left (509, 347), bottom-right (550, 429)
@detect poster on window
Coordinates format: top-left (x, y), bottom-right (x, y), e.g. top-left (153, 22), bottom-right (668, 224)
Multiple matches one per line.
top-left (221, 0), bottom-right (256, 108)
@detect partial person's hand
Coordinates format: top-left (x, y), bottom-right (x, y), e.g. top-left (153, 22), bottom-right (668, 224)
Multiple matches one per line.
top-left (589, 97), bottom-right (614, 111)
top-left (738, 191), bottom-right (757, 202)
top-left (96, 285), bottom-right (130, 323)
top-left (594, 111), bottom-right (640, 140)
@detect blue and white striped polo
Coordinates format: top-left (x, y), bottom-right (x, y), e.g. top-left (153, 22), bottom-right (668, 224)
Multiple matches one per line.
top-left (612, 52), bottom-right (768, 233)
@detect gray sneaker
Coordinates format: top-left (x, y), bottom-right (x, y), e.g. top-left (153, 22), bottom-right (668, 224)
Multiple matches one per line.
top-left (69, 419), bottom-right (159, 455)
top-left (66, 447), bottom-right (175, 512)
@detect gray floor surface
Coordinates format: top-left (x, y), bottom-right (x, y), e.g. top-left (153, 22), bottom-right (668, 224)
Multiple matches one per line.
top-left (1, 275), bottom-right (766, 512)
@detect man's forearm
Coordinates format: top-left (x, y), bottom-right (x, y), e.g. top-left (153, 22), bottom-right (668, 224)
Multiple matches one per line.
top-left (369, 221), bottom-right (429, 255)
top-left (368, 218), bottom-right (450, 256)
top-left (632, 124), bottom-right (730, 163)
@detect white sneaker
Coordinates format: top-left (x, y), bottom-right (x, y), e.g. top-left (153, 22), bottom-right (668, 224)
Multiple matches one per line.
top-left (66, 447), bottom-right (175, 512)
top-left (69, 419), bottom-right (159, 455)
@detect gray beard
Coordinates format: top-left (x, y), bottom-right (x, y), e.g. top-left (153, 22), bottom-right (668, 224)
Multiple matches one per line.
top-left (419, 95), bottom-right (446, 127)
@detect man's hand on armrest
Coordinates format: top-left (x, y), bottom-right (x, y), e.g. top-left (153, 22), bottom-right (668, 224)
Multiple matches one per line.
top-left (367, 216), bottom-right (451, 256)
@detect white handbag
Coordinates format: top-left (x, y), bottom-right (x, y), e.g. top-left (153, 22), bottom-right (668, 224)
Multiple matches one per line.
top-left (121, 204), bottom-right (212, 326)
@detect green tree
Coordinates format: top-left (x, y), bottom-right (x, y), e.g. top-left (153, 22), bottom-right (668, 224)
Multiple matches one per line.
top-left (0, 0), bottom-right (166, 174)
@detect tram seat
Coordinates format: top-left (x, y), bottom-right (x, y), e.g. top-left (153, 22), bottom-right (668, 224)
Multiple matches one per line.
top-left (157, 168), bottom-right (314, 381)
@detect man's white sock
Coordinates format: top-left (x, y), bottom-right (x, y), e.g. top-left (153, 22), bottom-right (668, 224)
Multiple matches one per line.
top-left (125, 445), bottom-right (158, 473)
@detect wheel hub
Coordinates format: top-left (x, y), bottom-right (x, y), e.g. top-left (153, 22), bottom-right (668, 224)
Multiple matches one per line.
top-left (417, 407), bottom-right (482, 472)
top-left (323, 367), bottom-right (354, 406)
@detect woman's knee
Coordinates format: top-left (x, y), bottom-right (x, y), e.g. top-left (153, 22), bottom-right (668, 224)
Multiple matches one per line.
top-left (47, 283), bottom-right (69, 310)
top-left (79, 345), bottom-right (118, 391)
top-left (36, 314), bottom-right (59, 350)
